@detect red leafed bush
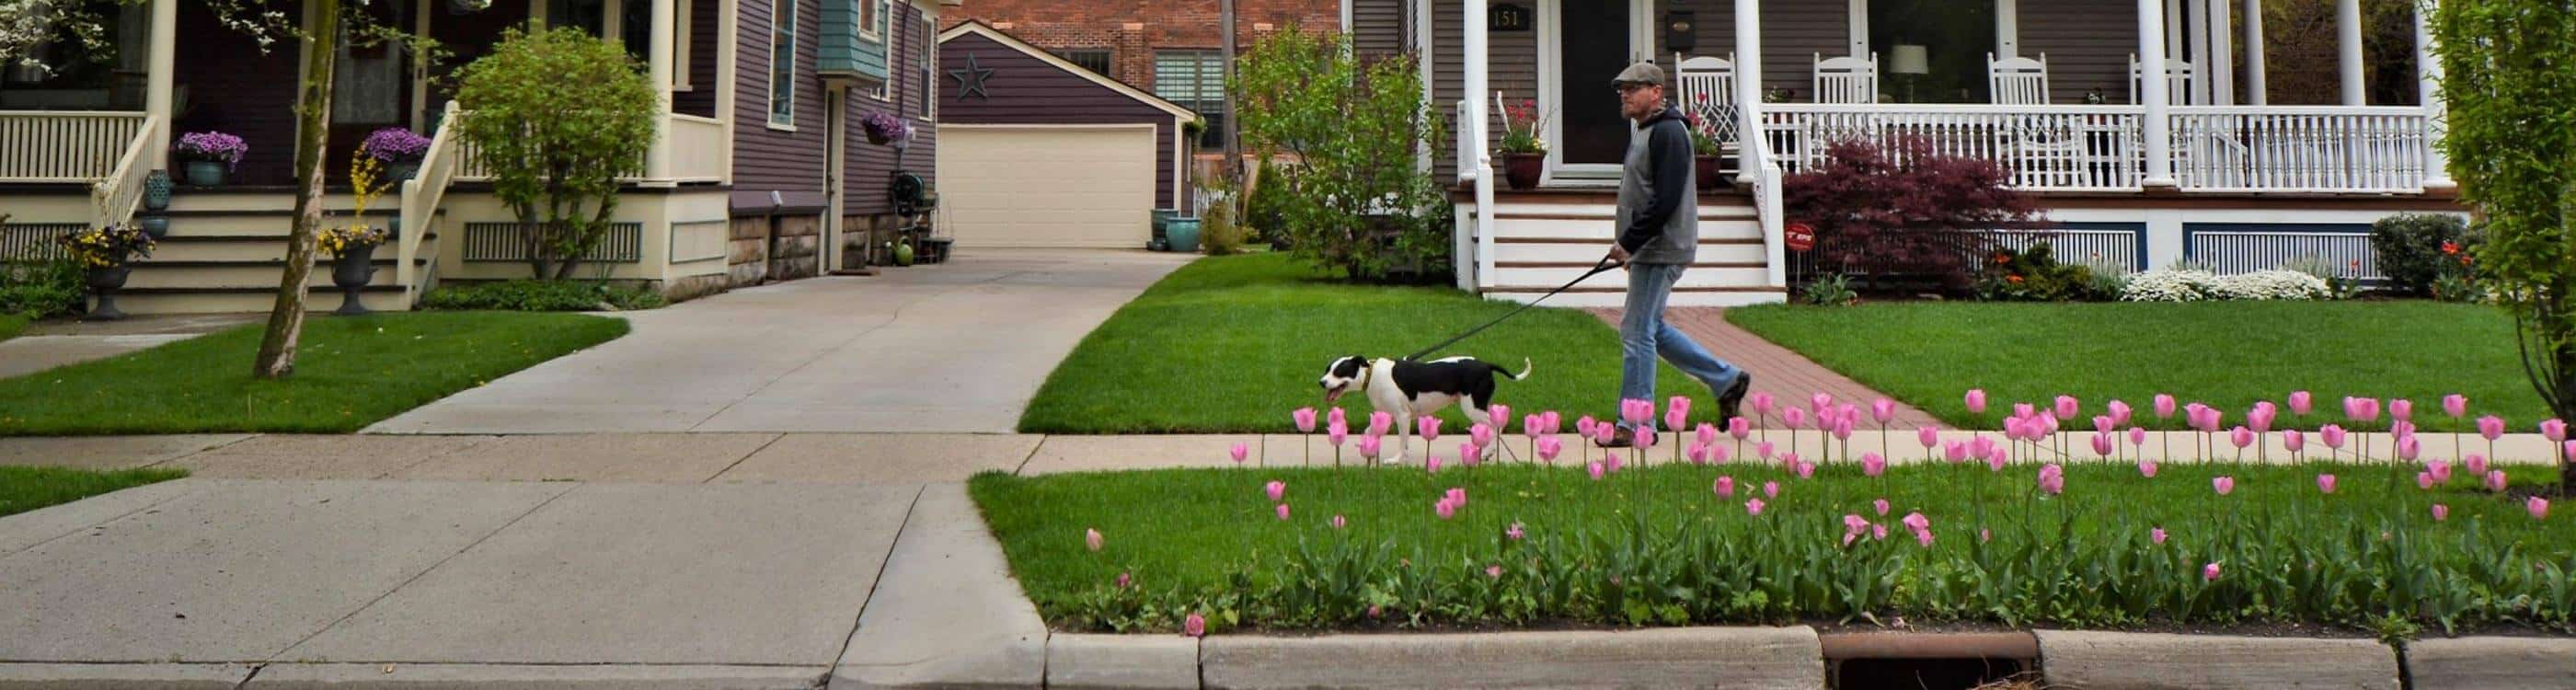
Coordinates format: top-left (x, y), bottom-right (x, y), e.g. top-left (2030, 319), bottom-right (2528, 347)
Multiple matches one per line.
top-left (1782, 136), bottom-right (2043, 293)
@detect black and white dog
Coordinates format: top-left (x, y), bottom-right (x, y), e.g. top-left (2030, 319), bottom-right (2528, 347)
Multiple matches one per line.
top-left (1317, 355), bottom-right (1531, 465)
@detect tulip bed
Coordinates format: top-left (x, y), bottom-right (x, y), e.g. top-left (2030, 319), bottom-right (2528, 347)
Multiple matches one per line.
top-left (972, 454), bottom-right (2575, 639)
top-left (1724, 300), bottom-right (2547, 433)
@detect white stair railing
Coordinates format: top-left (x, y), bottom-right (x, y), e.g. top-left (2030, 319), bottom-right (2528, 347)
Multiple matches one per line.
top-left (397, 101), bottom-right (466, 305)
top-left (88, 114), bottom-right (161, 230)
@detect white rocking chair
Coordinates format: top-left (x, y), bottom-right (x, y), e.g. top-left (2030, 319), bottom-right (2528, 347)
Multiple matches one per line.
top-left (1812, 52), bottom-right (1880, 104)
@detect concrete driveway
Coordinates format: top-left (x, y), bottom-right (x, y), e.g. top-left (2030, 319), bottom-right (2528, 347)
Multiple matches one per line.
top-left (368, 248), bottom-right (1190, 433)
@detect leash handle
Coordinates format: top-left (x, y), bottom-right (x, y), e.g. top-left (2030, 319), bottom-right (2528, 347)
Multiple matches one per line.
top-left (1404, 257), bottom-right (1618, 361)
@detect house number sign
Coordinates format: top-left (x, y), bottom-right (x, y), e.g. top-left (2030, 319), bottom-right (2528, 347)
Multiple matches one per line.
top-left (1489, 3), bottom-right (1531, 31)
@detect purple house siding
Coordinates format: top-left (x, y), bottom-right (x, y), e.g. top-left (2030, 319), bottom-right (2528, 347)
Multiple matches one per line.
top-left (842, 3), bottom-right (939, 216)
top-left (731, 0), bottom-right (829, 213)
top-left (937, 30), bottom-right (1186, 209)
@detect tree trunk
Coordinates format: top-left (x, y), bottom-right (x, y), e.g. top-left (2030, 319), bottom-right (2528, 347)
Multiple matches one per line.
top-left (253, 0), bottom-right (339, 379)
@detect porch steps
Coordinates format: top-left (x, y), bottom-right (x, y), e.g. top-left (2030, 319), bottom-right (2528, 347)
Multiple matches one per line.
top-left (1468, 191), bottom-right (1784, 307)
top-left (116, 192), bottom-right (438, 314)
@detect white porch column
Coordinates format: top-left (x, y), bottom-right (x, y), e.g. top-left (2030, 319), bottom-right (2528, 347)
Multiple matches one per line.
top-left (2205, 0), bottom-right (2231, 105)
top-left (2241, 0), bottom-right (2265, 105)
top-left (2416, 0), bottom-right (2453, 189)
top-left (1464, 0), bottom-right (1494, 285)
top-left (2184, 0), bottom-right (2208, 105)
top-left (2139, 0), bottom-right (2175, 188)
top-left (2338, 0), bottom-right (2364, 105)
top-left (144, 0), bottom-right (175, 171)
top-left (646, 0), bottom-right (675, 182)
top-left (715, 0), bottom-right (738, 184)
top-left (1733, 0), bottom-right (1764, 184)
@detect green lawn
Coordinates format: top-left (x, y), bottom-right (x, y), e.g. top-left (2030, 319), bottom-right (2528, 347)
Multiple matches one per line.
top-left (972, 460), bottom-right (2571, 636)
top-left (0, 312), bottom-right (628, 435)
top-left (0, 313), bottom-right (25, 343)
top-left (1020, 253), bottom-right (1725, 434)
top-left (0, 466), bottom-right (188, 518)
top-left (1726, 301), bottom-right (2553, 433)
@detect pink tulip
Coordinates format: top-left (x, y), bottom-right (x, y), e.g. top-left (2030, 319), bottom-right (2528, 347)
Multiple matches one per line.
top-left (1577, 416), bottom-right (1598, 437)
top-left (1435, 497), bottom-right (1458, 518)
top-left (1626, 398), bottom-right (1655, 425)
top-left (1697, 422), bottom-right (1719, 447)
top-left (1330, 514), bottom-right (1347, 530)
top-left (1523, 414), bottom-right (1545, 440)
top-left (2152, 527), bottom-right (2168, 545)
top-left (1729, 417), bottom-right (1753, 440)
top-left (1964, 388), bottom-right (1988, 414)
top-left (1486, 565), bottom-right (1503, 579)
top-left (1832, 419), bottom-right (1854, 441)
top-left (2317, 474), bottom-right (2337, 494)
top-left (1587, 462), bottom-right (1604, 481)
top-left (2283, 430), bottom-right (2305, 453)
top-left (1872, 498), bottom-right (1891, 516)
top-left (1811, 392), bottom-right (1834, 415)
top-left (2288, 391), bottom-right (2313, 416)
top-left (2230, 426), bottom-right (2255, 449)
top-left (2203, 562), bottom-right (2222, 581)
top-left (1872, 398), bottom-right (1897, 424)
top-left (1369, 410), bottom-right (1393, 436)
top-left (1117, 572), bottom-right (1132, 588)
top-left (2390, 398), bottom-right (2414, 421)
top-left (1763, 480), bottom-right (1780, 498)
top-left (1264, 480), bottom-right (1286, 502)
top-left (2248, 402), bottom-right (2277, 433)
top-left (2108, 400), bottom-right (2133, 427)
top-left (2487, 470), bottom-right (2509, 492)
top-left (1505, 522), bottom-right (1524, 540)
top-left (1979, 528), bottom-right (1992, 543)
top-left (2349, 397), bottom-right (2381, 422)
top-left (1293, 407), bottom-right (1318, 432)
top-left (2015, 402), bottom-right (2036, 420)
top-left (1715, 476), bottom-right (1736, 498)
top-left (1986, 449), bottom-right (2008, 473)
top-left (1843, 513), bottom-right (1870, 536)
top-left (1709, 443), bottom-right (1731, 465)
top-left (1357, 435), bottom-right (1383, 460)
top-left (1542, 410), bottom-right (1562, 434)
top-left (1666, 397), bottom-right (1692, 431)
top-left (2568, 440), bottom-right (2576, 462)
top-left (2530, 497), bottom-right (2550, 520)
top-left (1917, 426), bottom-right (1940, 449)
top-left (2443, 395), bottom-right (2467, 419)
top-left (2431, 503), bottom-right (2450, 521)
top-left (1086, 528), bottom-right (1103, 552)
top-left (1469, 423), bottom-right (1495, 449)
top-left (2090, 432), bottom-right (2115, 457)
top-left (1944, 441), bottom-right (1968, 463)
top-left (1276, 503), bottom-right (1291, 521)
top-left (1420, 417), bottom-right (1442, 442)
top-left (2545, 419), bottom-right (2569, 443)
top-left (2398, 436), bottom-right (2421, 461)
top-left (2138, 459), bottom-right (2158, 477)
top-left (2478, 415), bottom-right (2506, 441)
top-left (2129, 426), bottom-right (2148, 446)
top-left (2466, 454), bottom-right (2488, 477)
top-left (1915, 530), bottom-right (1935, 547)
top-left (2093, 415), bottom-right (2115, 434)
top-left (2054, 395), bottom-right (2080, 420)
top-left (2213, 476), bottom-right (2236, 495)
top-left (1229, 443), bottom-right (1248, 465)
top-left (2417, 471), bottom-right (2436, 490)
top-left (2320, 425), bottom-right (2348, 449)
top-left (1687, 443), bottom-right (1709, 464)
top-left (1784, 408), bottom-right (1807, 429)
top-left (1970, 435), bottom-right (1995, 458)
top-left (1638, 428), bottom-right (1660, 449)
top-left (1426, 455), bottom-right (1442, 473)
top-left (1328, 420), bottom-right (1349, 446)
top-left (1873, 524), bottom-right (1889, 541)
top-left (1756, 441), bottom-right (1776, 460)
top-left (1184, 613), bottom-right (1207, 638)
top-left (1797, 461), bottom-right (1816, 479)
top-left (1745, 499), bottom-right (1766, 515)
top-left (2038, 464), bottom-right (2065, 495)
top-left (2430, 458), bottom-right (2454, 483)
top-left (1535, 437), bottom-right (1562, 462)
top-left (2005, 417), bottom-right (2029, 442)
top-left (1750, 392), bottom-right (1776, 415)
top-left (1485, 404), bottom-right (1509, 431)
top-left (1902, 512), bottom-right (1929, 533)
top-left (1328, 407), bottom-right (1347, 428)
top-left (1459, 443), bottom-right (1480, 466)
top-left (1593, 423), bottom-right (1616, 446)
top-left (2154, 394), bottom-right (2177, 419)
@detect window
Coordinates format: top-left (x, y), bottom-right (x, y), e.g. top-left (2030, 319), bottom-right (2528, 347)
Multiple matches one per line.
top-left (1058, 50), bottom-right (1112, 76)
top-left (768, 0), bottom-right (797, 128)
top-left (858, 0), bottom-right (878, 40)
top-left (874, 0), bottom-right (891, 42)
top-left (917, 13), bottom-right (936, 121)
top-left (1154, 50), bottom-right (1225, 148)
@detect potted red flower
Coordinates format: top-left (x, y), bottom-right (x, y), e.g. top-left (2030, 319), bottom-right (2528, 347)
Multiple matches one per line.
top-left (1495, 97), bottom-right (1549, 190)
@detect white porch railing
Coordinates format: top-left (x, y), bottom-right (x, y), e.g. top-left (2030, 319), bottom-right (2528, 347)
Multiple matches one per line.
top-left (1762, 104), bottom-right (2146, 191)
top-left (1, 111), bottom-right (146, 183)
top-left (398, 101), bottom-right (466, 305)
top-left (2169, 106), bottom-right (2429, 193)
top-left (1455, 99), bottom-right (1478, 185)
top-left (89, 114), bottom-right (163, 229)
top-left (665, 113), bottom-right (727, 183)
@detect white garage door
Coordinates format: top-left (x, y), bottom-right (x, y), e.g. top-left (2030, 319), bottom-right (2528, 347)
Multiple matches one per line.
top-left (937, 124), bottom-right (1159, 248)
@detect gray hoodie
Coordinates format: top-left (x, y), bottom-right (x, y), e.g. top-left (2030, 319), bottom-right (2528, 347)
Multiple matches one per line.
top-left (1614, 105), bottom-right (1698, 265)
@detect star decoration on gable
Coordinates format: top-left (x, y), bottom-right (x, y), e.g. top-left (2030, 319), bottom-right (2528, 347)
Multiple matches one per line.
top-left (949, 52), bottom-right (995, 100)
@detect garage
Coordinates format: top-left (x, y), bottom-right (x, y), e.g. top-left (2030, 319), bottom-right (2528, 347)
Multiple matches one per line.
top-left (937, 21), bottom-right (1199, 249)
top-left (938, 125), bottom-right (1158, 247)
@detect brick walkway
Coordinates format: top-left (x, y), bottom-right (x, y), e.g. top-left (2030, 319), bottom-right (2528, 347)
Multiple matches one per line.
top-left (1590, 307), bottom-right (1948, 430)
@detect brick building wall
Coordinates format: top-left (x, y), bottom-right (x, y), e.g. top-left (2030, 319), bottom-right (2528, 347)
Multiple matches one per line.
top-left (940, 0), bottom-right (1341, 94)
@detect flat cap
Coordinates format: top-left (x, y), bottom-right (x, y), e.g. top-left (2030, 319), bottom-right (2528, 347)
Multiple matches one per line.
top-left (1611, 62), bottom-right (1665, 86)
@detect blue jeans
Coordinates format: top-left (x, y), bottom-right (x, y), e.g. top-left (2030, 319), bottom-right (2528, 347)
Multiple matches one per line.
top-left (1619, 261), bottom-right (1743, 432)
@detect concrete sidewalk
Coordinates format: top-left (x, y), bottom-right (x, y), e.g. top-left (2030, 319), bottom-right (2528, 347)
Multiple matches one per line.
top-left (0, 313), bottom-right (256, 380)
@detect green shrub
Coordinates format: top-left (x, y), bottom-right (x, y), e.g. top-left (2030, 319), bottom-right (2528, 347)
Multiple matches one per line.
top-left (1973, 241), bottom-right (2110, 302)
top-left (454, 28), bottom-right (659, 280)
top-left (2369, 213), bottom-right (2480, 297)
top-left (0, 259), bottom-right (85, 319)
top-left (1201, 194), bottom-right (1246, 256)
top-left (1233, 28), bottom-right (1452, 283)
top-left (1800, 273), bottom-right (1858, 305)
top-left (1243, 157), bottom-right (1290, 247)
top-left (420, 280), bottom-right (666, 312)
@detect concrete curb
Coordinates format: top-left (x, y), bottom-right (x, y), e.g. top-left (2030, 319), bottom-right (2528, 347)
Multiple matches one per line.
top-left (1198, 627), bottom-right (1823, 689)
top-left (1046, 634), bottom-right (1200, 690)
top-left (2402, 637), bottom-right (2576, 689)
top-left (243, 663), bottom-right (828, 689)
top-left (0, 662), bottom-right (256, 690)
top-left (2036, 630), bottom-right (2400, 689)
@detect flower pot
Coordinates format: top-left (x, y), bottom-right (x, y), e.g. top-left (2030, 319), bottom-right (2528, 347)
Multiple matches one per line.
top-left (331, 243), bottom-right (378, 316)
top-left (867, 132), bottom-right (891, 145)
top-left (1501, 153), bottom-right (1544, 190)
top-left (389, 161), bottom-right (420, 182)
top-left (138, 214), bottom-right (168, 239)
top-left (1694, 155), bottom-right (1725, 191)
top-left (1165, 217), bottom-right (1202, 253)
top-left (184, 160), bottom-right (225, 187)
top-left (85, 266), bottom-right (130, 321)
top-left (144, 170), bottom-right (172, 211)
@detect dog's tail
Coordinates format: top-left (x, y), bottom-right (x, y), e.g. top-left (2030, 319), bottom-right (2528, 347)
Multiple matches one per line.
top-left (1494, 357), bottom-right (1533, 381)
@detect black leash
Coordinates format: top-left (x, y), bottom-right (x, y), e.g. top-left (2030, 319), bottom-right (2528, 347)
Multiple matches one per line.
top-left (1403, 257), bottom-right (1621, 361)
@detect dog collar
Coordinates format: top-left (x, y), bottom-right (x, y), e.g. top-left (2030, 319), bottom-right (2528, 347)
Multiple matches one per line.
top-left (1355, 359), bottom-right (1375, 390)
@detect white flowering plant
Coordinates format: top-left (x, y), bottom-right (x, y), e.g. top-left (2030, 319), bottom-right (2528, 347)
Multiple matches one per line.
top-left (2120, 268), bottom-right (2329, 302)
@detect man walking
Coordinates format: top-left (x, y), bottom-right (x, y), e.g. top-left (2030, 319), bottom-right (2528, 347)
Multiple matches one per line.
top-left (1598, 62), bottom-right (1750, 448)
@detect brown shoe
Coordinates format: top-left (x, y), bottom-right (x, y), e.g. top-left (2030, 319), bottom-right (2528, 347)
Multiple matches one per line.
top-left (1594, 426), bottom-right (1636, 448)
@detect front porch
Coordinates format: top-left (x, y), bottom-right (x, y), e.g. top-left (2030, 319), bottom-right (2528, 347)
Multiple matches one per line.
top-left (1424, 0), bottom-right (2459, 305)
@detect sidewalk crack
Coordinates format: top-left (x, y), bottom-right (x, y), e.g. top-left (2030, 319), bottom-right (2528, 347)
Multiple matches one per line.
top-left (704, 432), bottom-right (791, 483)
top-left (823, 484), bottom-right (927, 683)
